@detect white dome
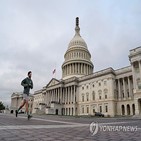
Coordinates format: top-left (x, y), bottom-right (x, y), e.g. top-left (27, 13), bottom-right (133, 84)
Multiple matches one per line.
top-left (68, 20), bottom-right (88, 49)
top-left (68, 33), bottom-right (87, 48)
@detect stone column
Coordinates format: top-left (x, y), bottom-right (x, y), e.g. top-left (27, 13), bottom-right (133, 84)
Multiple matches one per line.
top-left (86, 64), bottom-right (87, 74)
top-left (84, 64), bottom-right (86, 74)
top-left (65, 87), bottom-right (67, 104)
top-left (66, 65), bottom-right (68, 75)
top-left (55, 89), bottom-right (56, 101)
top-left (60, 88), bottom-right (61, 103)
top-left (83, 64), bottom-right (85, 74)
top-left (80, 63), bottom-right (81, 74)
top-left (66, 87), bottom-right (67, 104)
top-left (75, 63), bottom-right (77, 74)
top-left (70, 64), bottom-right (72, 74)
top-left (71, 86), bottom-right (73, 104)
top-left (64, 88), bottom-right (66, 104)
top-left (118, 79), bottom-right (121, 100)
top-left (131, 63), bottom-right (136, 90)
top-left (82, 64), bottom-right (83, 74)
top-left (53, 89), bottom-right (55, 101)
top-left (55, 88), bottom-right (58, 101)
top-left (50, 91), bottom-right (51, 103)
top-left (48, 91), bottom-right (50, 105)
top-left (58, 88), bottom-right (59, 102)
top-left (45, 91), bottom-right (48, 105)
top-left (80, 63), bottom-right (83, 74)
top-left (76, 63), bottom-right (78, 74)
top-left (51, 90), bottom-right (53, 102)
top-left (72, 63), bottom-right (74, 74)
top-left (123, 78), bottom-right (126, 98)
top-left (66, 65), bottom-right (67, 75)
top-left (62, 87), bottom-right (63, 103)
top-left (67, 87), bottom-right (69, 104)
top-left (57, 88), bottom-right (58, 102)
top-left (69, 64), bottom-right (71, 74)
top-left (62, 88), bottom-right (65, 103)
top-left (85, 64), bottom-right (87, 74)
top-left (134, 98), bottom-right (140, 115)
top-left (128, 77), bottom-right (131, 98)
top-left (130, 104), bottom-right (133, 115)
top-left (50, 90), bottom-right (52, 102)
top-left (54, 89), bottom-right (56, 102)
top-left (73, 85), bottom-right (76, 116)
top-left (74, 63), bottom-right (75, 74)
top-left (68, 65), bottom-right (69, 75)
top-left (68, 87), bottom-right (70, 104)
top-left (56, 89), bottom-right (58, 102)
top-left (87, 65), bottom-right (88, 74)
top-left (52, 89), bottom-right (54, 101)
top-left (77, 63), bottom-right (79, 74)
top-left (139, 60), bottom-right (141, 78)
top-left (56, 88), bottom-right (58, 102)
top-left (79, 63), bottom-right (81, 74)
top-left (48, 91), bottom-right (50, 104)
top-left (71, 63), bottom-right (73, 74)
top-left (73, 86), bottom-right (76, 103)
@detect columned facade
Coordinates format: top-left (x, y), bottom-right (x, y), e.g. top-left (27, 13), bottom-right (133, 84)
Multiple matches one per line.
top-left (39, 78), bottom-right (78, 116)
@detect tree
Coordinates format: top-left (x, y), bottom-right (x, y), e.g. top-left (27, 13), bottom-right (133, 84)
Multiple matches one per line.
top-left (0, 101), bottom-right (5, 110)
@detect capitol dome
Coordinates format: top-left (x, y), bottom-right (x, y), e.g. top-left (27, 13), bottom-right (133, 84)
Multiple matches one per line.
top-left (68, 28), bottom-right (87, 49)
top-left (62, 17), bottom-right (94, 80)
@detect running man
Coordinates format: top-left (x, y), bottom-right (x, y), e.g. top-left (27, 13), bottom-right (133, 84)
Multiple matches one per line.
top-left (16, 71), bottom-right (33, 120)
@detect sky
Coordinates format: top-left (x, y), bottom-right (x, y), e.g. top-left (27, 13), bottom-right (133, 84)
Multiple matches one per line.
top-left (0, 0), bottom-right (141, 106)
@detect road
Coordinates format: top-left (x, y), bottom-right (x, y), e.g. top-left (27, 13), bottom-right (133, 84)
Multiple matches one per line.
top-left (0, 113), bottom-right (141, 141)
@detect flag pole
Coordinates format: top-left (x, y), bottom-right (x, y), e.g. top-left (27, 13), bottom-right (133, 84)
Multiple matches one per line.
top-left (55, 63), bottom-right (56, 79)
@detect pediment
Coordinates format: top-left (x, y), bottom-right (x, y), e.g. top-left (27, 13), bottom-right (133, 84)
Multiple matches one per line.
top-left (47, 78), bottom-right (60, 87)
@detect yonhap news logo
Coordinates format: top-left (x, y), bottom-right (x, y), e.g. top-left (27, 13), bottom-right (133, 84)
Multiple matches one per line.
top-left (89, 122), bottom-right (99, 136)
top-left (90, 122), bottom-right (138, 136)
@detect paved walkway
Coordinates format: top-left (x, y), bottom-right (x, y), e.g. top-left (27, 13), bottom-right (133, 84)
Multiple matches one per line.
top-left (0, 113), bottom-right (141, 141)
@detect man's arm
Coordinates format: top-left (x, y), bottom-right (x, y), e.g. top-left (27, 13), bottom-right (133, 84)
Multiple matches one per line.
top-left (30, 80), bottom-right (33, 89)
top-left (29, 80), bottom-right (33, 89)
top-left (21, 78), bottom-right (28, 87)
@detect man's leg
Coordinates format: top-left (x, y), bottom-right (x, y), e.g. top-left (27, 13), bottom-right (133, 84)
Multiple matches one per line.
top-left (25, 100), bottom-right (29, 115)
top-left (25, 100), bottom-right (32, 120)
top-left (16, 100), bottom-right (26, 117)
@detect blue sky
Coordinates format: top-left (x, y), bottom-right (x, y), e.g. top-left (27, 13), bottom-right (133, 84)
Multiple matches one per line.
top-left (0, 0), bottom-right (141, 106)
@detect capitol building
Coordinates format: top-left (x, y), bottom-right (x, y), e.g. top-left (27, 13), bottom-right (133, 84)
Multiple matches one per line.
top-left (11, 17), bottom-right (141, 117)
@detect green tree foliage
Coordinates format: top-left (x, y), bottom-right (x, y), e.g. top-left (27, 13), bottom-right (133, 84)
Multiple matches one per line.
top-left (0, 101), bottom-right (5, 110)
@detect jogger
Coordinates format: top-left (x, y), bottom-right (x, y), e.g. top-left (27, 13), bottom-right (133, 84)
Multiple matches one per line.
top-left (16, 71), bottom-right (33, 120)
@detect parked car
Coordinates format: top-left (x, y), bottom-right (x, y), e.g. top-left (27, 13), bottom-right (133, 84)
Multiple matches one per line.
top-left (18, 111), bottom-right (24, 114)
top-left (94, 112), bottom-right (104, 117)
